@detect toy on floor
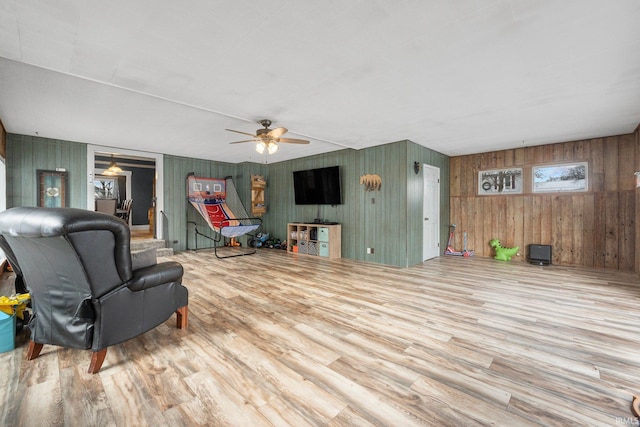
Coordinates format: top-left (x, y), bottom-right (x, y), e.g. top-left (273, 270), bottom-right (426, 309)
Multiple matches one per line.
top-left (489, 239), bottom-right (519, 261)
top-left (444, 224), bottom-right (474, 257)
top-left (0, 293), bottom-right (30, 320)
top-left (248, 233), bottom-right (270, 248)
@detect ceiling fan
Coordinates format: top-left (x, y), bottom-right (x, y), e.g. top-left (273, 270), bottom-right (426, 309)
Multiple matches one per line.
top-left (227, 119), bottom-right (310, 154)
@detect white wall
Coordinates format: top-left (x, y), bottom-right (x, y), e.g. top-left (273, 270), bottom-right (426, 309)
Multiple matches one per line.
top-left (0, 159), bottom-right (5, 212)
top-left (0, 158), bottom-right (6, 264)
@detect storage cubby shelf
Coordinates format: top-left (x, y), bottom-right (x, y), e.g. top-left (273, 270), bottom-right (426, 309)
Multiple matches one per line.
top-left (287, 223), bottom-right (341, 259)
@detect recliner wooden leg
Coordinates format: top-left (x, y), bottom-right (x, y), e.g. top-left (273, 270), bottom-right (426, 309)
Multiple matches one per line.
top-left (88, 348), bottom-right (107, 374)
top-left (26, 341), bottom-right (43, 360)
top-left (176, 305), bottom-right (188, 329)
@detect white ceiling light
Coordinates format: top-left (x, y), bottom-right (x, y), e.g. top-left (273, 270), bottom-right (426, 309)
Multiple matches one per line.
top-left (103, 156), bottom-right (123, 175)
top-left (255, 140), bottom-right (279, 155)
top-left (267, 141), bottom-right (279, 154)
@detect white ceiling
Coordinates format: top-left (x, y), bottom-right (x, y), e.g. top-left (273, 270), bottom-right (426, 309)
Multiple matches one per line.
top-left (0, 0), bottom-right (639, 164)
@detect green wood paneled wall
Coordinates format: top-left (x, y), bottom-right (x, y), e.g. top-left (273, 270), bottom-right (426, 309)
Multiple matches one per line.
top-left (162, 154), bottom-right (239, 252)
top-left (4, 133), bottom-right (449, 268)
top-left (243, 140), bottom-right (449, 267)
top-left (406, 142), bottom-right (451, 266)
top-left (6, 134), bottom-right (87, 209)
top-left (259, 149), bottom-right (360, 259)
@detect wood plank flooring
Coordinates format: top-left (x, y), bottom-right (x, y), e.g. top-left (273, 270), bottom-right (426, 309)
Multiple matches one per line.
top-left (2, 250), bottom-right (640, 426)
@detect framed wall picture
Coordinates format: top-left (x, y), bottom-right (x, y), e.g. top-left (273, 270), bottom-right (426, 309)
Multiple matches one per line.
top-left (38, 170), bottom-right (68, 207)
top-left (94, 177), bottom-right (117, 199)
top-left (532, 162), bottom-right (588, 193)
top-left (478, 168), bottom-right (523, 195)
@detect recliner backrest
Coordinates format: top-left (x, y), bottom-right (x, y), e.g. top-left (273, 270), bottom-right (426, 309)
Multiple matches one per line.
top-left (4, 233), bottom-right (95, 348)
top-left (0, 207), bottom-right (136, 349)
top-left (0, 207), bottom-right (133, 286)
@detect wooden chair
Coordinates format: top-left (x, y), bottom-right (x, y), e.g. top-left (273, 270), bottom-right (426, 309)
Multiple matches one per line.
top-left (116, 199), bottom-right (133, 224)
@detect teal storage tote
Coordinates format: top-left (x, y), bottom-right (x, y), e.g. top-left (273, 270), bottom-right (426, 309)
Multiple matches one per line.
top-left (318, 227), bottom-right (329, 242)
top-left (319, 242), bottom-right (330, 257)
top-left (0, 311), bottom-right (15, 353)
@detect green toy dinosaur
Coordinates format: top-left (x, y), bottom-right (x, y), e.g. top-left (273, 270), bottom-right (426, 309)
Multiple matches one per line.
top-left (489, 239), bottom-right (519, 261)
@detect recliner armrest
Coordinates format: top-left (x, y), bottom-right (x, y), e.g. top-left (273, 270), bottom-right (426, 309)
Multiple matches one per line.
top-left (127, 261), bottom-right (184, 291)
top-left (131, 248), bottom-right (157, 270)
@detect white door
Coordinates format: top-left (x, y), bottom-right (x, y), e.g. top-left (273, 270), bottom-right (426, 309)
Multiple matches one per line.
top-left (423, 164), bottom-right (440, 261)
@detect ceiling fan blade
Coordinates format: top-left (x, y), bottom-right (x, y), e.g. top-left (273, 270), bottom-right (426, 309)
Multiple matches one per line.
top-left (268, 127), bottom-right (288, 139)
top-left (278, 137), bottom-right (310, 144)
top-left (226, 129), bottom-right (258, 138)
top-left (229, 139), bottom-right (259, 144)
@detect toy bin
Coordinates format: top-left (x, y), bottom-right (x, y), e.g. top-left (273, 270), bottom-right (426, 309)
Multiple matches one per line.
top-left (0, 311), bottom-right (15, 353)
top-left (319, 242), bottom-right (330, 257)
top-left (318, 227), bottom-right (329, 242)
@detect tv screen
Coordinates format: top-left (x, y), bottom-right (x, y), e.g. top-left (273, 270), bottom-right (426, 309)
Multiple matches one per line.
top-left (293, 166), bottom-right (342, 205)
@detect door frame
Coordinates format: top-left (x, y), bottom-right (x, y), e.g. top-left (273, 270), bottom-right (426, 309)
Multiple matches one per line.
top-left (86, 145), bottom-right (163, 238)
top-left (422, 164), bottom-right (440, 261)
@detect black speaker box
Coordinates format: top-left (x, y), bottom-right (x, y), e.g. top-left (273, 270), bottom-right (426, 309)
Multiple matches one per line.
top-left (527, 244), bottom-right (552, 265)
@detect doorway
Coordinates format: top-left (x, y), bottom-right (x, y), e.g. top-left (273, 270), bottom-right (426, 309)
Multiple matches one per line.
top-left (422, 164), bottom-right (440, 261)
top-left (86, 145), bottom-right (163, 239)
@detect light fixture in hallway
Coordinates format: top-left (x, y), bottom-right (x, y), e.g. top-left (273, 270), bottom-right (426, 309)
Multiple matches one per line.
top-left (103, 156), bottom-right (123, 175)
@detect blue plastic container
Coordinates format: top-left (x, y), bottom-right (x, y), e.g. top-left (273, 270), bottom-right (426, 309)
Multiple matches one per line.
top-left (0, 311), bottom-right (16, 353)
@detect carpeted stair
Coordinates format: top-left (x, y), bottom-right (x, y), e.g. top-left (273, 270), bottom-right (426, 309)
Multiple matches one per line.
top-left (130, 239), bottom-right (174, 257)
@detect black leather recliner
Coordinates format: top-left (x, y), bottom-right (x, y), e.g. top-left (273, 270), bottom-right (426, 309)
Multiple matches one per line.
top-left (0, 234), bottom-right (27, 294)
top-left (0, 207), bottom-right (188, 373)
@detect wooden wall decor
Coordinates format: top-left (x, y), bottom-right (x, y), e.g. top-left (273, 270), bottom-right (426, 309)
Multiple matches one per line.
top-left (450, 133), bottom-right (638, 271)
top-left (360, 174), bottom-right (382, 191)
top-left (251, 175), bottom-right (266, 216)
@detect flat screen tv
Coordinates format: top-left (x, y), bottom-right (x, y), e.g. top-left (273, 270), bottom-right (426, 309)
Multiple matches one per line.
top-left (293, 166), bottom-right (342, 205)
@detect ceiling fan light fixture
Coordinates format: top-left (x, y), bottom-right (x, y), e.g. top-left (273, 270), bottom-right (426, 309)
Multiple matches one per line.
top-left (228, 119), bottom-right (309, 155)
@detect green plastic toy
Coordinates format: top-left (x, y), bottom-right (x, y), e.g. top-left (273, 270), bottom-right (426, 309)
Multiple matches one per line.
top-left (489, 239), bottom-right (519, 261)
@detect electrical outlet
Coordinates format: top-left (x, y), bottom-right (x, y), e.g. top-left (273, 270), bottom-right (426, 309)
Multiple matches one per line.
top-left (367, 247), bottom-right (375, 254)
